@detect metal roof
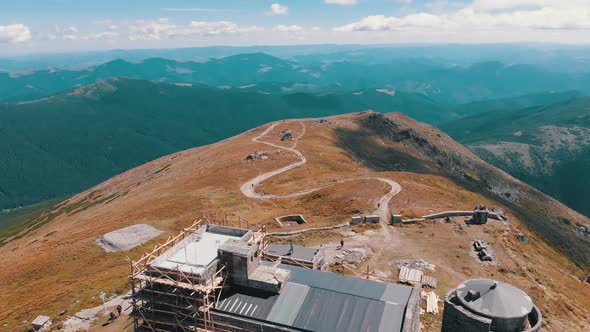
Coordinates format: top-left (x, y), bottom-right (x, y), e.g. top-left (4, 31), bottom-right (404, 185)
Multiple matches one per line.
top-left (216, 290), bottom-right (279, 320)
top-left (266, 244), bottom-right (318, 262)
top-left (456, 279), bottom-right (533, 319)
top-left (215, 264), bottom-right (414, 332)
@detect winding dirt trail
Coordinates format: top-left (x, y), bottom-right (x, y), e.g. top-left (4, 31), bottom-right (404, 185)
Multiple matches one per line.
top-left (240, 121), bottom-right (402, 225)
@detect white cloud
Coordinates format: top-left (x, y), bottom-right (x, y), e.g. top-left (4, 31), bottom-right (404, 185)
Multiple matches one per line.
top-left (0, 24), bottom-right (32, 43)
top-left (93, 19), bottom-right (118, 30)
top-left (471, 0), bottom-right (588, 11)
top-left (93, 31), bottom-right (120, 40)
top-left (325, 0), bottom-right (357, 5)
top-left (272, 25), bottom-right (303, 32)
top-left (128, 18), bottom-right (177, 40)
top-left (49, 25), bottom-right (120, 41)
top-left (161, 7), bottom-right (235, 13)
top-left (185, 21), bottom-right (261, 35)
top-left (128, 19), bottom-right (260, 40)
top-left (335, 4), bottom-right (590, 32)
top-left (266, 3), bottom-right (289, 16)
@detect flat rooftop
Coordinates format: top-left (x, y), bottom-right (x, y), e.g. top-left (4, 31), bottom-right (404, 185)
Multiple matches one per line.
top-left (214, 263), bottom-right (414, 332)
top-left (266, 244), bottom-right (319, 263)
top-left (150, 225), bottom-right (249, 275)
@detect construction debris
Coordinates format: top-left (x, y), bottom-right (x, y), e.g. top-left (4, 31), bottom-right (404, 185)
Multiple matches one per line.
top-left (399, 266), bottom-right (423, 285)
top-left (473, 240), bottom-right (487, 251)
top-left (473, 240), bottom-right (493, 262)
top-left (334, 247), bottom-right (369, 265)
top-left (423, 291), bottom-right (439, 314)
top-left (244, 151), bottom-right (269, 160)
top-left (392, 259), bottom-right (436, 271)
top-left (421, 275), bottom-right (438, 289)
top-left (32, 315), bottom-right (51, 331)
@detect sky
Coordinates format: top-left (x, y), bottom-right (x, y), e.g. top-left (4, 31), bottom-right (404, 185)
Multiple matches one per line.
top-left (0, 0), bottom-right (589, 55)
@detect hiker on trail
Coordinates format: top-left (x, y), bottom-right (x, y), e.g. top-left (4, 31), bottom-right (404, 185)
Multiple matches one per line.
top-left (340, 239), bottom-right (344, 249)
top-left (109, 311), bottom-right (117, 322)
top-left (116, 305), bottom-right (122, 317)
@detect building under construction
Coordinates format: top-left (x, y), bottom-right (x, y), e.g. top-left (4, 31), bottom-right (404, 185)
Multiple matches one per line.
top-left (130, 221), bottom-right (421, 332)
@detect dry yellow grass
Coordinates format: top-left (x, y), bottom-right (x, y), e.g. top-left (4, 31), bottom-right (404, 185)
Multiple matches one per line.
top-left (0, 113), bottom-right (588, 331)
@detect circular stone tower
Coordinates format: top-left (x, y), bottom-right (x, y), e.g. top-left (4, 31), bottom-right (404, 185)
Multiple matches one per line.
top-left (442, 279), bottom-right (542, 332)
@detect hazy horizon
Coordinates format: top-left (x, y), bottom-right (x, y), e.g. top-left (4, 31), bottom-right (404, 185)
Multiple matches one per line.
top-left (2, 0), bottom-right (590, 56)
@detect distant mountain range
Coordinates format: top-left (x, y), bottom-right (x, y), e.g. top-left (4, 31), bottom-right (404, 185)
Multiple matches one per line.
top-left (3, 44), bottom-right (590, 72)
top-left (0, 77), bottom-right (455, 209)
top-left (0, 75), bottom-right (586, 211)
top-left (443, 97), bottom-right (590, 217)
top-left (3, 52), bottom-right (590, 103)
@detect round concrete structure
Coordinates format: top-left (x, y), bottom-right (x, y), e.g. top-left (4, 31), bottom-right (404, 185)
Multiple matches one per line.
top-left (442, 279), bottom-right (542, 332)
top-left (456, 279), bottom-right (533, 320)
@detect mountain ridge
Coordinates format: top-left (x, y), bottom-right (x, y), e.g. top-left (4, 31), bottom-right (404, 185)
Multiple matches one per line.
top-left (0, 111), bottom-right (588, 331)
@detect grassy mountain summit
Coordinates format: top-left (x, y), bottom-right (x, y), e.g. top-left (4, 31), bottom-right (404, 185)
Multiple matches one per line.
top-left (0, 112), bottom-right (588, 331)
top-left (442, 97), bottom-right (590, 217)
top-left (0, 78), bottom-right (447, 210)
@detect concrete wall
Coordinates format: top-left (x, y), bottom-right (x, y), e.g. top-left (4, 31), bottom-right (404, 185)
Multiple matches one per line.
top-left (365, 215), bottom-right (380, 223)
top-left (524, 305), bottom-right (542, 332)
top-left (208, 224), bottom-right (251, 239)
top-left (351, 216), bottom-right (363, 225)
top-left (423, 211), bottom-right (473, 219)
top-left (268, 222), bottom-right (350, 237)
top-left (442, 290), bottom-right (492, 332)
top-left (402, 286), bottom-right (422, 332)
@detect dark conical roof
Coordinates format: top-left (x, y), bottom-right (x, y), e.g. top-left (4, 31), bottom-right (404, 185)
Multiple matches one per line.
top-left (456, 279), bottom-right (533, 319)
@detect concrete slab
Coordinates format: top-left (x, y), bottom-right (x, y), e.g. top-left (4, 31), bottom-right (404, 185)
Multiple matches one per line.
top-left (96, 224), bottom-right (163, 252)
top-left (152, 231), bottom-right (241, 275)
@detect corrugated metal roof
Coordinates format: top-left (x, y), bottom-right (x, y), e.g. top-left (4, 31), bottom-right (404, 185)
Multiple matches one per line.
top-left (379, 302), bottom-right (407, 332)
top-left (293, 287), bottom-right (386, 332)
top-left (216, 290), bottom-right (278, 320)
top-left (215, 264), bottom-right (414, 332)
top-left (267, 244), bottom-right (318, 262)
top-left (266, 282), bottom-right (310, 326)
top-left (283, 264), bottom-right (412, 303)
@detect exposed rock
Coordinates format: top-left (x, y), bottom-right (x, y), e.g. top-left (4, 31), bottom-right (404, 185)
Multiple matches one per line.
top-left (244, 151), bottom-right (268, 161)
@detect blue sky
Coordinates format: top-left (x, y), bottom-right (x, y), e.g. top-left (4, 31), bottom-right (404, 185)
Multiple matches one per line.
top-left (0, 0), bottom-right (589, 55)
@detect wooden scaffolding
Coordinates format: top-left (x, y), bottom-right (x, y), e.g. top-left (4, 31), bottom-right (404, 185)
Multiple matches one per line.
top-left (129, 219), bottom-right (267, 332)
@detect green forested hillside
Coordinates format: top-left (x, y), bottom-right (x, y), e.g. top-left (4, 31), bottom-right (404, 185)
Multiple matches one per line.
top-left (0, 78), bottom-right (446, 209)
top-left (442, 97), bottom-right (590, 217)
top-left (3, 53), bottom-right (590, 103)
